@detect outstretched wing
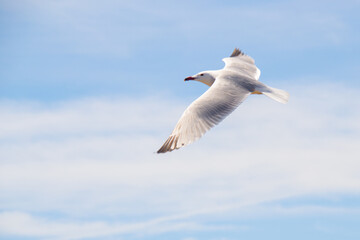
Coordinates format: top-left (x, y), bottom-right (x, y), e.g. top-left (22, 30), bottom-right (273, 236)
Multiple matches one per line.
top-left (222, 48), bottom-right (261, 80)
top-left (157, 77), bottom-right (251, 153)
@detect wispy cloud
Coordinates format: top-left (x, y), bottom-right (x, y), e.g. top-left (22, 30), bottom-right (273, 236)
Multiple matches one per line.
top-left (1, 0), bottom-right (355, 56)
top-left (0, 211), bottom-right (217, 240)
top-left (0, 83), bottom-right (360, 239)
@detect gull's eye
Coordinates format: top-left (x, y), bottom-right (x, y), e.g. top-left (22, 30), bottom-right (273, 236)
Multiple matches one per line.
top-left (200, 74), bottom-right (204, 76)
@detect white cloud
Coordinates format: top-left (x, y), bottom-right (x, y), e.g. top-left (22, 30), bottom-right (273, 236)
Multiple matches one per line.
top-left (0, 211), bottom-right (213, 240)
top-left (0, 83), bottom-right (360, 239)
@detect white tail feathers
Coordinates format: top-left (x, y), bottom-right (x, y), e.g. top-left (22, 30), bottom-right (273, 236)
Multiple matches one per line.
top-left (259, 86), bottom-right (289, 104)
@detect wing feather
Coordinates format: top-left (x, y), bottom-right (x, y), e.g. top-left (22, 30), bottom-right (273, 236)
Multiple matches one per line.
top-left (223, 48), bottom-right (260, 80)
top-left (157, 78), bottom-right (250, 153)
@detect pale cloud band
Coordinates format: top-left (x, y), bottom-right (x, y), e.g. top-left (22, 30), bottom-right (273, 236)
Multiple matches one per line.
top-left (0, 84), bottom-right (360, 239)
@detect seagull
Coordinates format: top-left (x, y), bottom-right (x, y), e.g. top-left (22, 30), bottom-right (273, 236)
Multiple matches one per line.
top-left (157, 48), bottom-right (289, 153)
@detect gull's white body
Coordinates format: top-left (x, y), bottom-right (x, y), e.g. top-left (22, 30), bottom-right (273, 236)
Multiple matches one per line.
top-left (157, 49), bottom-right (289, 153)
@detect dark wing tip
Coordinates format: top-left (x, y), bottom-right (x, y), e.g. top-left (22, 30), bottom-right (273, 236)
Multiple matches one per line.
top-left (230, 48), bottom-right (245, 57)
top-left (157, 135), bottom-right (179, 154)
top-left (157, 145), bottom-right (173, 154)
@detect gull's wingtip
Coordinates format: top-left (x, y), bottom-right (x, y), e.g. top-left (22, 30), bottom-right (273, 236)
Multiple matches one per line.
top-left (157, 135), bottom-right (179, 154)
top-left (230, 48), bottom-right (245, 57)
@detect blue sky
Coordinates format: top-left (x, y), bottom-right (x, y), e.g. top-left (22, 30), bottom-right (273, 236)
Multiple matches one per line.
top-left (0, 0), bottom-right (360, 239)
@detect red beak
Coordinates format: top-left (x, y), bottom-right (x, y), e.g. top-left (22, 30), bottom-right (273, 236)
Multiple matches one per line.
top-left (184, 76), bottom-right (195, 81)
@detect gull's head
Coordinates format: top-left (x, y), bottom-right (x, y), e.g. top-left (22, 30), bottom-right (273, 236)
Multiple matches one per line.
top-left (184, 72), bottom-right (215, 87)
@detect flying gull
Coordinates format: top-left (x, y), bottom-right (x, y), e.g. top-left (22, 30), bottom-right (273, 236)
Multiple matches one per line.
top-left (157, 48), bottom-right (289, 153)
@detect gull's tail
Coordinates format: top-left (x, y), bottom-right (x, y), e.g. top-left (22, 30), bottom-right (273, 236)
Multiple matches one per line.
top-left (256, 85), bottom-right (289, 104)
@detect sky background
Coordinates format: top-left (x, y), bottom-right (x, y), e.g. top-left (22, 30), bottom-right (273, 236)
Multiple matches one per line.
top-left (1, 0), bottom-right (360, 239)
